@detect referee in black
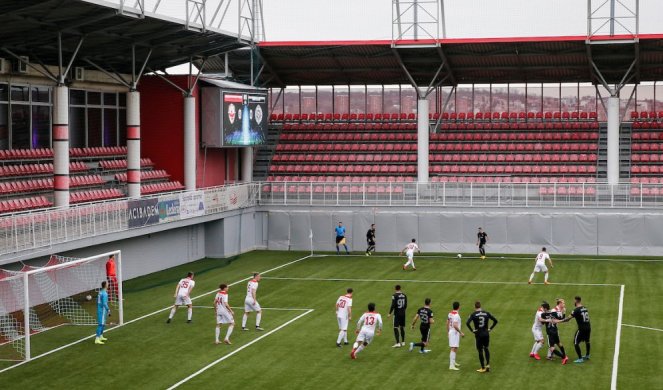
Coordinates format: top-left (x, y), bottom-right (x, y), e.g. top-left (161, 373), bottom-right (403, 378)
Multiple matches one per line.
top-left (388, 285), bottom-right (407, 347)
top-left (562, 296), bottom-right (591, 363)
top-left (466, 301), bottom-right (498, 373)
top-left (365, 224), bottom-right (376, 256)
top-left (477, 227), bottom-right (488, 260)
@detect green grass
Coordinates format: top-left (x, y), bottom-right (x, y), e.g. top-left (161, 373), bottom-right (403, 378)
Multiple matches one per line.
top-left (1, 250), bottom-right (661, 389)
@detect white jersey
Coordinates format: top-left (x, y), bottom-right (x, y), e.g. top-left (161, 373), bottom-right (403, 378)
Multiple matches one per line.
top-left (357, 312), bottom-right (383, 333)
top-left (535, 252), bottom-right (550, 265)
top-left (246, 279), bottom-right (259, 299)
top-left (447, 311), bottom-right (461, 334)
top-left (532, 309), bottom-right (544, 331)
top-left (214, 291), bottom-right (230, 313)
top-left (335, 294), bottom-right (353, 319)
top-left (176, 277), bottom-right (195, 297)
top-left (404, 242), bottom-right (419, 254)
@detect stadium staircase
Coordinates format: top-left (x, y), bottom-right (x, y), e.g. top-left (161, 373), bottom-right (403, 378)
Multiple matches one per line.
top-left (596, 123), bottom-right (632, 181)
top-left (253, 124), bottom-right (283, 181)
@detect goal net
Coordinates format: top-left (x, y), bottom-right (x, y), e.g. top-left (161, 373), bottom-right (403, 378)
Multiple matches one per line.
top-left (0, 250), bottom-right (123, 361)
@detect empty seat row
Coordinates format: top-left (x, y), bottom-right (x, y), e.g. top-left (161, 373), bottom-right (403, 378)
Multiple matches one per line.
top-left (0, 162), bottom-right (88, 177)
top-left (630, 177), bottom-right (663, 184)
top-left (99, 158), bottom-right (154, 170)
top-left (631, 132), bottom-right (663, 141)
top-left (70, 175), bottom-right (106, 187)
top-left (632, 143), bottom-right (663, 152)
top-left (276, 143), bottom-right (418, 153)
top-left (280, 132), bottom-right (417, 142)
top-left (631, 154), bottom-right (663, 163)
top-left (70, 189), bottom-right (124, 204)
top-left (0, 148), bottom-right (53, 161)
top-left (629, 187), bottom-right (663, 196)
top-left (539, 186), bottom-right (597, 196)
top-left (282, 123), bottom-right (416, 131)
top-left (632, 122), bottom-right (663, 129)
top-left (270, 111), bottom-right (599, 123)
top-left (629, 111), bottom-right (663, 121)
top-left (263, 184), bottom-right (405, 194)
top-left (70, 146), bottom-right (127, 158)
top-left (429, 176), bottom-right (597, 184)
top-left (0, 179), bottom-right (52, 195)
top-left (114, 170), bottom-right (170, 183)
top-left (0, 196), bottom-right (52, 213)
top-left (431, 131), bottom-right (598, 142)
top-left (141, 181), bottom-right (185, 195)
top-left (430, 153), bottom-right (597, 163)
top-left (437, 122), bottom-right (598, 131)
top-left (430, 143), bottom-right (597, 153)
top-left (268, 175), bottom-right (415, 183)
top-left (631, 165), bottom-right (663, 174)
top-left (430, 165), bottom-right (596, 175)
top-left (273, 154), bottom-right (417, 163)
top-left (271, 164), bottom-right (417, 175)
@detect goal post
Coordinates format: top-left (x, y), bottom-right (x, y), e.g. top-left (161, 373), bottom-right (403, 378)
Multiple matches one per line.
top-left (0, 250), bottom-right (122, 361)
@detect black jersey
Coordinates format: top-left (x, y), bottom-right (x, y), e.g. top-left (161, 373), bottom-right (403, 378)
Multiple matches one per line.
top-left (540, 311), bottom-right (564, 334)
top-left (477, 232), bottom-right (487, 244)
top-left (366, 229), bottom-right (376, 243)
top-left (416, 307), bottom-right (434, 327)
top-left (570, 306), bottom-right (591, 331)
top-left (466, 310), bottom-right (498, 334)
top-left (389, 292), bottom-right (407, 315)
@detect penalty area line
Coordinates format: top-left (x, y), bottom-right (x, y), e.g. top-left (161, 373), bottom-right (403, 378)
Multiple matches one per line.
top-left (262, 276), bottom-right (622, 287)
top-left (622, 323), bottom-right (663, 333)
top-left (193, 306), bottom-right (312, 311)
top-left (0, 254), bottom-right (313, 375)
top-left (166, 309), bottom-right (314, 390)
top-left (611, 285), bottom-right (625, 390)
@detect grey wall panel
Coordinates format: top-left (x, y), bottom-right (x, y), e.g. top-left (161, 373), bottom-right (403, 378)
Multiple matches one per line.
top-left (311, 212), bottom-right (333, 250)
top-left (483, 213), bottom-right (508, 250)
top-left (418, 213), bottom-right (443, 252)
top-left (374, 213), bottom-right (399, 252)
top-left (351, 212), bottom-right (373, 253)
top-left (267, 211), bottom-right (291, 250)
top-left (394, 213), bottom-right (419, 252)
top-left (643, 214), bottom-right (663, 248)
top-left (461, 213), bottom-right (485, 251)
top-left (597, 214), bottom-right (626, 254)
top-left (205, 219), bottom-right (224, 258)
top-left (439, 213), bottom-right (464, 252)
top-left (289, 213), bottom-right (312, 250)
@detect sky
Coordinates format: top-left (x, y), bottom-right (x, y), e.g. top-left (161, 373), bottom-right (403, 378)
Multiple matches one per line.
top-left (98, 0), bottom-right (659, 72)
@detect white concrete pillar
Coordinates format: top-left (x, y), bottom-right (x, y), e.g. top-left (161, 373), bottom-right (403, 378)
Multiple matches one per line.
top-left (53, 85), bottom-right (70, 207)
top-left (417, 98), bottom-right (430, 183)
top-left (184, 96), bottom-right (196, 190)
top-left (126, 91), bottom-right (141, 198)
top-left (607, 96), bottom-right (620, 185)
top-left (241, 147), bottom-right (253, 182)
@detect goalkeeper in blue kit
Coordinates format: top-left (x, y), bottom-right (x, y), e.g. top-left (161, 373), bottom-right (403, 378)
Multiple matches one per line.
top-left (95, 281), bottom-right (110, 345)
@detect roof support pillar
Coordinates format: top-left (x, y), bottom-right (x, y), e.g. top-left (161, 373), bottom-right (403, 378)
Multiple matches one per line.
top-left (126, 91), bottom-right (141, 198)
top-left (607, 96), bottom-right (620, 185)
top-left (53, 85), bottom-right (70, 208)
top-left (417, 96), bottom-right (430, 184)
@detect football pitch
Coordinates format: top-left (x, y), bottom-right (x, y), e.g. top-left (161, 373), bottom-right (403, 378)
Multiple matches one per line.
top-left (0, 250), bottom-right (661, 389)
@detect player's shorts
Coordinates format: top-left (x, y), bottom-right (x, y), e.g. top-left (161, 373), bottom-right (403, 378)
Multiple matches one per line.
top-left (406, 251), bottom-right (414, 261)
top-left (244, 298), bottom-right (261, 312)
top-left (367, 239), bottom-right (375, 246)
top-left (216, 309), bottom-right (234, 324)
top-left (420, 326), bottom-right (431, 343)
top-left (474, 332), bottom-right (490, 349)
top-left (574, 328), bottom-right (591, 344)
top-left (392, 313), bottom-right (406, 328)
top-left (479, 242), bottom-right (486, 249)
top-left (337, 316), bottom-right (349, 331)
top-left (533, 263), bottom-right (548, 273)
top-left (532, 327), bottom-right (544, 341)
top-left (336, 236), bottom-right (346, 245)
top-left (448, 331), bottom-right (460, 348)
top-left (357, 329), bottom-right (375, 344)
top-left (97, 309), bottom-right (106, 326)
top-left (175, 295), bottom-right (192, 306)
top-left (547, 332), bottom-right (560, 346)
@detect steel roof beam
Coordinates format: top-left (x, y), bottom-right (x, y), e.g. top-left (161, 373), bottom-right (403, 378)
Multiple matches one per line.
top-left (435, 46), bottom-right (456, 86)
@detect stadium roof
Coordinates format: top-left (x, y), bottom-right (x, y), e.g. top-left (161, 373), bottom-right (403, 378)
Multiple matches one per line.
top-left (0, 0), bottom-right (245, 78)
top-left (219, 35), bottom-right (663, 88)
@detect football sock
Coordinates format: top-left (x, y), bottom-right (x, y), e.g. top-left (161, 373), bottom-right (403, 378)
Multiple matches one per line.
top-left (575, 344), bottom-right (582, 358)
top-left (336, 246), bottom-right (340, 254)
top-left (531, 342), bottom-right (538, 354)
top-left (529, 273), bottom-right (535, 282)
top-left (478, 349), bottom-right (485, 368)
top-left (242, 313), bottom-right (248, 328)
top-left (215, 327), bottom-right (221, 342)
top-left (450, 351), bottom-right (456, 366)
top-left (355, 344), bottom-right (365, 354)
top-left (400, 327), bottom-right (405, 342)
top-left (393, 328), bottom-right (400, 343)
top-left (547, 349), bottom-right (553, 358)
top-left (168, 308), bottom-right (176, 319)
top-left (187, 308), bottom-right (192, 321)
top-left (553, 348), bottom-right (564, 358)
top-left (544, 273), bottom-right (549, 282)
top-left (96, 324), bottom-right (103, 337)
top-left (343, 332), bottom-right (348, 343)
top-left (256, 312), bottom-right (262, 327)
top-left (337, 331), bottom-right (345, 344)
top-left (485, 347), bottom-right (490, 365)
top-left (560, 346), bottom-right (566, 357)
top-left (534, 342), bottom-right (543, 354)
top-left (353, 342), bottom-right (359, 349)
top-left (226, 325), bottom-right (234, 339)
top-left (586, 342), bottom-right (590, 356)
top-left (344, 245), bottom-right (349, 253)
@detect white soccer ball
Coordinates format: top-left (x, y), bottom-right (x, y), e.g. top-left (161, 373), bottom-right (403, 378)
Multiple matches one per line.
top-left (85, 294), bottom-right (92, 301)
top-left (457, 253), bottom-right (462, 259)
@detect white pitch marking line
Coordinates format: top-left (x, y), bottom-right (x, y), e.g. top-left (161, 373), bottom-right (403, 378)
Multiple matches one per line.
top-left (166, 309), bottom-right (314, 390)
top-left (335, 254), bottom-right (663, 262)
top-left (262, 276), bottom-right (622, 287)
top-left (0, 254), bottom-right (313, 374)
top-left (622, 323), bottom-right (663, 333)
top-left (193, 306), bottom-right (311, 311)
top-left (611, 284), bottom-right (625, 390)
